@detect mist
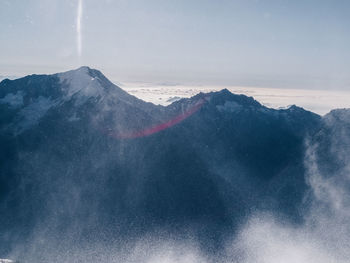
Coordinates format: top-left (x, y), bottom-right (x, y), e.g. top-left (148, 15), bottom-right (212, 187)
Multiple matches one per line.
top-left (1, 68), bottom-right (349, 263)
top-left (228, 109), bottom-right (350, 263)
top-left (5, 119), bottom-right (349, 263)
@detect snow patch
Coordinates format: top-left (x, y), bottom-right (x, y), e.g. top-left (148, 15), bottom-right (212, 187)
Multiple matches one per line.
top-left (17, 96), bottom-right (58, 132)
top-left (278, 105), bottom-right (294, 110)
top-left (57, 67), bottom-right (105, 104)
top-left (68, 112), bottom-right (80, 122)
top-left (166, 96), bottom-right (182, 103)
top-left (216, 101), bottom-right (242, 112)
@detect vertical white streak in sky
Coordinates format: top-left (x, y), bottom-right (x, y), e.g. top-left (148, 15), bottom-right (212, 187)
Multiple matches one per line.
top-left (77, 0), bottom-right (83, 57)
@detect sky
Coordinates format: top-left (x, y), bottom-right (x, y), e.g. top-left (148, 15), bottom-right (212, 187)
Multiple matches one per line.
top-left (0, 0), bottom-right (350, 91)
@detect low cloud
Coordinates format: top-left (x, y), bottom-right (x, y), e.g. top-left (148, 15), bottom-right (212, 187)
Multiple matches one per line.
top-left (123, 83), bottom-right (350, 115)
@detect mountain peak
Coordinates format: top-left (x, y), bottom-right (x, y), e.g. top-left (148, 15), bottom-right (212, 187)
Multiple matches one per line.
top-left (57, 66), bottom-right (102, 81)
top-left (209, 88), bottom-right (262, 108)
top-left (56, 66), bottom-right (119, 100)
top-left (77, 65), bottom-right (92, 71)
top-left (324, 108), bottom-right (350, 124)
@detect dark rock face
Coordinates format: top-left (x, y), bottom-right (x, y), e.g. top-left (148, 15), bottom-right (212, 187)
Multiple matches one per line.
top-left (0, 67), bottom-right (346, 260)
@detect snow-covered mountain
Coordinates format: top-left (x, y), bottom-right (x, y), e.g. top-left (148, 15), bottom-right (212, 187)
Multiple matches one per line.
top-left (0, 67), bottom-right (167, 135)
top-left (0, 67), bottom-right (349, 262)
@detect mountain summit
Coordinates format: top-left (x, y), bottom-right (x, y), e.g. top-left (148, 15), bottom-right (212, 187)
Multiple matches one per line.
top-left (0, 67), bottom-right (162, 134)
top-left (55, 66), bottom-right (133, 102)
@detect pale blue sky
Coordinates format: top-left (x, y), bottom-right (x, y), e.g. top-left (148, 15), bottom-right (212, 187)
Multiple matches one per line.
top-left (1, 0), bottom-right (349, 90)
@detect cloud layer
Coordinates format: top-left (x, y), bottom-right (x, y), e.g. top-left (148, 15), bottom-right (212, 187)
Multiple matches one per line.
top-left (122, 83), bottom-right (350, 115)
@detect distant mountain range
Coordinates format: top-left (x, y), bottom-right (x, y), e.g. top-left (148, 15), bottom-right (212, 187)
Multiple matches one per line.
top-left (0, 67), bottom-right (349, 262)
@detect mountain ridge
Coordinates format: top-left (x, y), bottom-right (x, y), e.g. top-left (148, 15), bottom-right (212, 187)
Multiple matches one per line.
top-left (0, 66), bottom-right (327, 115)
top-left (0, 67), bottom-right (349, 262)
top-left (0, 66), bottom-right (326, 137)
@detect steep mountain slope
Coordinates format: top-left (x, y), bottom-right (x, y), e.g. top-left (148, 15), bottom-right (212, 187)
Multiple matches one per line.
top-left (0, 67), bottom-right (345, 262)
top-left (311, 109), bottom-right (350, 182)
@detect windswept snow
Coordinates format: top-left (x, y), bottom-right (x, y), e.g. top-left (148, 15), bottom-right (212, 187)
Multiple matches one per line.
top-left (0, 67), bottom-right (143, 134)
top-left (57, 66), bottom-right (106, 102)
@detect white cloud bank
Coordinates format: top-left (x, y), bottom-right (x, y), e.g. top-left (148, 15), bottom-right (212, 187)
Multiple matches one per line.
top-left (122, 83), bottom-right (350, 115)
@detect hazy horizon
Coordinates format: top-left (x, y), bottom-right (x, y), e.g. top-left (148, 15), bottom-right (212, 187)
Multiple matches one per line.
top-left (1, 0), bottom-right (350, 91)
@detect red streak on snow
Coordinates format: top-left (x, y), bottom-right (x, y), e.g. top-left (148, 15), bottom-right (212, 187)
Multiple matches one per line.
top-left (110, 98), bottom-right (207, 139)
